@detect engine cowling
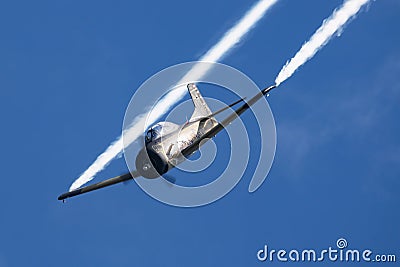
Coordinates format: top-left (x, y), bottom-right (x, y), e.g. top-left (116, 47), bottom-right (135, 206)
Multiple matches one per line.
top-left (135, 146), bottom-right (169, 179)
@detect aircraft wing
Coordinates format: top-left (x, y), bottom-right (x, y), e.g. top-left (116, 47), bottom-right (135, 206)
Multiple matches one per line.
top-left (58, 171), bottom-right (140, 201)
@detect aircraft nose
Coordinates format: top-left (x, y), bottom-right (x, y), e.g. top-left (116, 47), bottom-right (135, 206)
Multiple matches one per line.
top-left (142, 163), bottom-right (151, 171)
top-left (135, 147), bottom-right (168, 179)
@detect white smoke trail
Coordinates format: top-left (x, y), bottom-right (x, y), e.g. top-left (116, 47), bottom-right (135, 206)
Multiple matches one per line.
top-left (275, 0), bottom-right (370, 86)
top-left (69, 0), bottom-right (278, 191)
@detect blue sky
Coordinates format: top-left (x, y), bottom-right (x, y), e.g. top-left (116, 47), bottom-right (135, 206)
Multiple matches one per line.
top-left (0, 0), bottom-right (399, 266)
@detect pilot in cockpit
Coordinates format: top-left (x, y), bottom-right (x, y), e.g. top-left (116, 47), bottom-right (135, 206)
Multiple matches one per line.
top-left (145, 128), bottom-right (158, 143)
top-left (145, 124), bottom-right (162, 143)
top-left (144, 122), bottom-right (180, 144)
top-left (145, 129), bottom-right (153, 142)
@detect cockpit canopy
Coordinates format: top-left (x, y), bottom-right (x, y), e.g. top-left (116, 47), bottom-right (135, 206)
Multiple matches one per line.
top-left (145, 121), bottom-right (180, 143)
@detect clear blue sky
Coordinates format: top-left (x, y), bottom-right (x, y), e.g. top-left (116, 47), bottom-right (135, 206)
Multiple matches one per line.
top-left (0, 0), bottom-right (399, 266)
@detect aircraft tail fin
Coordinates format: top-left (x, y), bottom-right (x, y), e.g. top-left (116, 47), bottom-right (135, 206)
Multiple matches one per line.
top-left (187, 83), bottom-right (213, 122)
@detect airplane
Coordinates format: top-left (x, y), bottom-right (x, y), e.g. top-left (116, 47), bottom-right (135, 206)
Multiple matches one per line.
top-left (58, 83), bottom-right (276, 201)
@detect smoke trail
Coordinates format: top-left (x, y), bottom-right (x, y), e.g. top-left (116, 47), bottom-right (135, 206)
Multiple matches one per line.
top-left (275, 0), bottom-right (370, 86)
top-left (69, 0), bottom-right (278, 191)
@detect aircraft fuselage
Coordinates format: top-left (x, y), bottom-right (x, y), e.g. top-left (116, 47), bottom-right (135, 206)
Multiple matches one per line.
top-left (135, 117), bottom-right (218, 178)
